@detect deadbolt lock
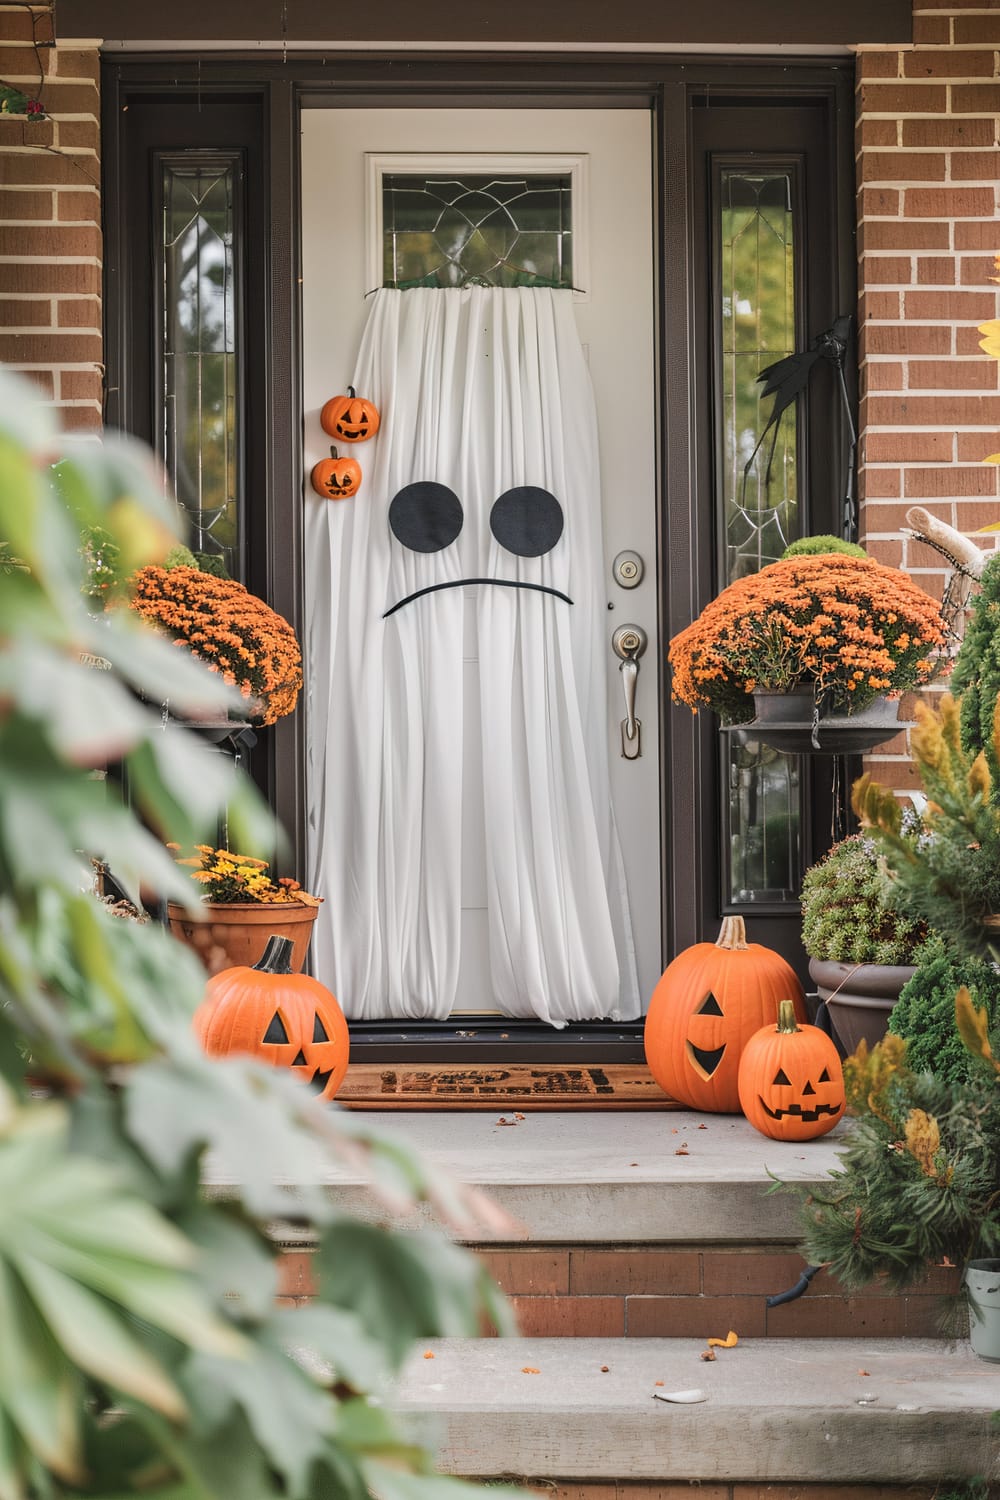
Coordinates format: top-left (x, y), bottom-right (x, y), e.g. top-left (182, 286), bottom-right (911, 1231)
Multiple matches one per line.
top-left (612, 549), bottom-right (644, 589)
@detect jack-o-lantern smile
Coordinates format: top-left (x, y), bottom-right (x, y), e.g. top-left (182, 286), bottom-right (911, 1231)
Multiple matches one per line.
top-left (384, 481), bottom-right (573, 618)
top-left (261, 1007), bottom-right (340, 1095)
top-left (757, 1066), bottom-right (841, 1123)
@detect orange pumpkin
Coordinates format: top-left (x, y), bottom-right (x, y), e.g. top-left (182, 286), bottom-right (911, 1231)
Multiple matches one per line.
top-left (311, 446), bottom-right (362, 500)
top-left (320, 386), bottom-right (381, 443)
top-left (644, 916), bottom-right (806, 1112)
top-left (737, 1000), bottom-right (845, 1141)
top-left (193, 934), bottom-right (349, 1101)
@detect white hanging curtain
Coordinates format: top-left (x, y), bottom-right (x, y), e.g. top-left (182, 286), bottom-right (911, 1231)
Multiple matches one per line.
top-left (305, 286), bottom-right (638, 1025)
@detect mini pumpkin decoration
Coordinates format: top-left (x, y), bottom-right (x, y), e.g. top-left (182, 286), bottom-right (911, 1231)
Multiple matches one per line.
top-left (737, 999), bottom-right (846, 1141)
top-left (193, 934), bottom-right (349, 1101)
top-left (320, 386), bottom-right (381, 443)
top-left (643, 916), bottom-right (807, 1112)
top-left (311, 446), bottom-right (362, 500)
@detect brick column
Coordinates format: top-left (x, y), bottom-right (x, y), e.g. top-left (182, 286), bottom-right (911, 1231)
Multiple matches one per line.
top-left (0, 5), bottom-right (102, 434)
top-left (855, 2), bottom-right (1000, 780)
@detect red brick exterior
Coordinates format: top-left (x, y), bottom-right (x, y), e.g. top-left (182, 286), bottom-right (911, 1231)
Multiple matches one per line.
top-left (856, 3), bottom-right (1000, 785)
top-left (0, 5), bottom-right (102, 433)
top-left (276, 1244), bottom-right (965, 1341)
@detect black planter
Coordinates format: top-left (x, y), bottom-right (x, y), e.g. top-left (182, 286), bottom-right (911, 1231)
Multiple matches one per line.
top-left (808, 957), bottom-right (917, 1053)
top-left (748, 689), bottom-right (908, 755)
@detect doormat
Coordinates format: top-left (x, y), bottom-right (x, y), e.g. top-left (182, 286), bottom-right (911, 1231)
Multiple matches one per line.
top-left (338, 1062), bottom-right (680, 1111)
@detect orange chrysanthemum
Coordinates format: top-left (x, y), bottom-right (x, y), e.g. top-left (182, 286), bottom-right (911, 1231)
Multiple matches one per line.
top-left (129, 566), bottom-right (302, 726)
top-left (668, 553), bottom-right (947, 725)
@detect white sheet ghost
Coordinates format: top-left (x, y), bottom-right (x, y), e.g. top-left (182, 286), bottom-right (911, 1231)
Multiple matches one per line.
top-left (305, 287), bottom-right (638, 1025)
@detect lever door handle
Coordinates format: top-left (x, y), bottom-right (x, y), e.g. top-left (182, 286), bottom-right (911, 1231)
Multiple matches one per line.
top-left (611, 624), bottom-right (648, 760)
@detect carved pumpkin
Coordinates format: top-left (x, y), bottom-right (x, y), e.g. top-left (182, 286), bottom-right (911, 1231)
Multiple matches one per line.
top-left (193, 934), bottom-right (349, 1101)
top-left (320, 386), bottom-right (381, 443)
top-left (643, 916), bottom-right (806, 1112)
top-left (311, 446), bottom-right (362, 500)
top-left (737, 1000), bottom-right (846, 1141)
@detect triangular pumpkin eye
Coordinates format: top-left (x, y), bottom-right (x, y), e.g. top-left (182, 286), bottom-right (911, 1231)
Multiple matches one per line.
top-left (313, 1015), bottom-right (329, 1043)
top-left (773, 1068), bottom-right (792, 1086)
top-left (263, 1012), bottom-right (290, 1044)
top-left (696, 991), bottom-right (724, 1016)
top-left (818, 1067), bottom-right (831, 1082)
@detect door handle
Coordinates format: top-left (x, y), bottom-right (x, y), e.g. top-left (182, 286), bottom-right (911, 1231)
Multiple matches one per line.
top-left (611, 624), bottom-right (648, 760)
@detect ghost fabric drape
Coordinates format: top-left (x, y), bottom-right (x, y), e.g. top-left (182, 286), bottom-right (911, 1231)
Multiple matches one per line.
top-left (305, 286), bottom-right (639, 1024)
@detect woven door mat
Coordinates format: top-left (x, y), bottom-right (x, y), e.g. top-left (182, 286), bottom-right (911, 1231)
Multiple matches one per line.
top-left (338, 1061), bottom-right (680, 1110)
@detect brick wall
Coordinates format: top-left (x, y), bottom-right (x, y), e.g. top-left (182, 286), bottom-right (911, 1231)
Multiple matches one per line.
top-left (276, 1244), bottom-right (965, 1341)
top-left (856, 1), bottom-right (1000, 784)
top-left (0, 4), bottom-right (102, 433)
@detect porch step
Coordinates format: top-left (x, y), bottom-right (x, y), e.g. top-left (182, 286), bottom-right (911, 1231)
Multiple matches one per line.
top-left (262, 1110), bottom-right (965, 1342)
top-left (391, 1336), bottom-right (996, 1487)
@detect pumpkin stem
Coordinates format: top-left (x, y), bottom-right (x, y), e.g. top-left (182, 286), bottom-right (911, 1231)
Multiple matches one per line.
top-left (715, 915), bottom-right (748, 951)
top-left (776, 999), bottom-right (801, 1033)
top-left (330, 446), bottom-right (339, 460)
top-left (252, 935), bottom-right (295, 974)
top-left (346, 385), bottom-right (356, 398)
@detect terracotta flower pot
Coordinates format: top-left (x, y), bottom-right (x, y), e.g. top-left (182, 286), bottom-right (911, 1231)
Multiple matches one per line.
top-left (167, 900), bottom-right (318, 976)
top-left (808, 957), bottom-right (917, 1054)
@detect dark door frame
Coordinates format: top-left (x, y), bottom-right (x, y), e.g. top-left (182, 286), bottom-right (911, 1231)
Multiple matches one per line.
top-left (101, 53), bottom-right (856, 1060)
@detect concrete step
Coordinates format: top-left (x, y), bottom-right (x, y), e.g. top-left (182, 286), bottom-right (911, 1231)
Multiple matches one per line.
top-left (392, 1336), bottom-right (997, 1487)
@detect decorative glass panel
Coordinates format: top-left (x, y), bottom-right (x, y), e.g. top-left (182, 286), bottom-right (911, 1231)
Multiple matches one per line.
top-left (382, 173), bottom-right (573, 289)
top-left (721, 169), bottom-right (796, 582)
top-left (160, 156), bottom-right (241, 575)
top-left (727, 734), bottom-right (802, 904)
top-left (717, 163), bottom-right (801, 907)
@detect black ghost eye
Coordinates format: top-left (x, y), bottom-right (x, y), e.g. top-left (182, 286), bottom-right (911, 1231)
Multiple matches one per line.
top-left (389, 482), bottom-right (463, 553)
top-left (263, 1013), bottom-right (289, 1045)
top-left (773, 1068), bottom-right (792, 1086)
top-left (490, 486), bottom-right (564, 558)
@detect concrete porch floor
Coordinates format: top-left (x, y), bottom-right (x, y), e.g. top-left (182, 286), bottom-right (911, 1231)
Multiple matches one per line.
top-left (285, 1107), bottom-right (851, 1241)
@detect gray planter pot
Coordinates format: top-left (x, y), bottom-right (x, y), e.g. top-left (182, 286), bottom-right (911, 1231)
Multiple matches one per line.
top-left (807, 958), bottom-right (917, 1054)
top-left (965, 1259), bottom-right (1000, 1362)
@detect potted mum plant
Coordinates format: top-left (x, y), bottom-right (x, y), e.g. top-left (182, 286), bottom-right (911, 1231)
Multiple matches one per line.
top-left (668, 551), bottom-right (946, 752)
top-left (799, 829), bottom-right (932, 1053)
top-left (129, 564), bottom-right (303, 728)
top-left (167, 843), bottom-right (322, 974)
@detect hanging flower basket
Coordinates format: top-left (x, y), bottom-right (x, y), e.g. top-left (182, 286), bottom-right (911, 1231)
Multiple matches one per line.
top-left (742, 687), bottom-right (910, 755)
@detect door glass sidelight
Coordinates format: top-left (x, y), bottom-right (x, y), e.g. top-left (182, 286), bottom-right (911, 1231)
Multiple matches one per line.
top-left (158, 153), bottom-right (243, 576)
top-left (715, 161), bottom-right (803, 907)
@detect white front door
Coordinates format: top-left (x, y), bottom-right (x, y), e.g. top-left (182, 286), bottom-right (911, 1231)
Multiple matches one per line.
top-left (301, 106), bottom-right (659, 1019)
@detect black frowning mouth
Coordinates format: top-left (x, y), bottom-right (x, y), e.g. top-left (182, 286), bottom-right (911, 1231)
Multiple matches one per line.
top-left (383, 577), bottom-right (573, 619)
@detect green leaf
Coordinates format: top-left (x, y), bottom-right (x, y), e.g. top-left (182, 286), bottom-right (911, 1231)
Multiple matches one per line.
top-left (364, 1460), bottom-right (525, 1500)
top-left (270, 1303), bottom-right (390, 1393)
top-left (0, 1259), bottom-right (81, 1483)
top-left (14, 1256), bottom-right (187, 1421)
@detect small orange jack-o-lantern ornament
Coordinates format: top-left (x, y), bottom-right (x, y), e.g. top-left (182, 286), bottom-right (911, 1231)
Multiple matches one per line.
top-left (643, 916), bottom-right (806, 1112)
top-left (320, 386), bottom-right (381, 443)
top-left (193, 935), bottom-right (349, 1102)
top-left (737, 1000), bottom-right (846, 1141)
top-left (310, 446), bottom-right (362, 500)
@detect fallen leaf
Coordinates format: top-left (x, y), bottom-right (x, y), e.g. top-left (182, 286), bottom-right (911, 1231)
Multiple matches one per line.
top-left (674, 1148), bottom-right (689, 1156)
top-left (700, 1349), bottom-right (716, 1362)
top-left (514, 1112), bottom-right (526, 1121)
top-left (521, 1366), bottom-right (540, 1374)
top-left (496, 1117), bottom-right (518, 1126)
top-left (629, 1161), bottom-right (639, 1166)
top-left (857, 1369), bottom-right (870, 1376)
top-left (600, 1365), bottom-right (609, 1373)
top-left (423, 1351), bottom-right (435, 1359)
top-left (697, 1123), bottom-right (707, 1130)
top-left (654, 1380), bottom-right (665, 1387)
top-left (706, 1330), bottom-right (738, 1348)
